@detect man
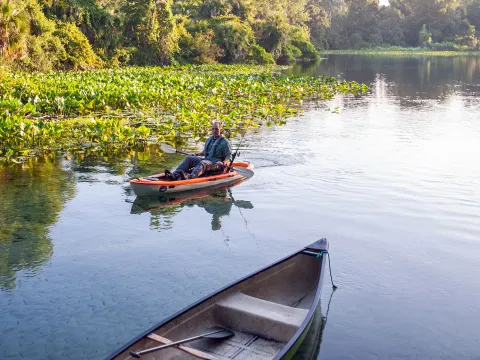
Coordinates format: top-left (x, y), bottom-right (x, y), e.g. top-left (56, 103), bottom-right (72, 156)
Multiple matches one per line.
top-left (166, 121), bottom-right (232, 180)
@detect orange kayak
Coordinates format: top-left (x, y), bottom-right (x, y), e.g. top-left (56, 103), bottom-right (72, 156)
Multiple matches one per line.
top-left (130, 161), bottom-right (254, 196)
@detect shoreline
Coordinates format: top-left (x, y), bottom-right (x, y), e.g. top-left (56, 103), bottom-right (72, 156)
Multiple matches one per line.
top-left (321, 49), bottom-right (480, 56)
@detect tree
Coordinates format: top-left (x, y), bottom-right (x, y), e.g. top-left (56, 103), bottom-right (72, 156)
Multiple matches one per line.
top-left (305, 0), bottom-right (330, 49)
top-left (121, 0), bottom-right (179, 65)
top-left (419, 23), bottom-right (432, 46)
top-left (466, 0), bottom-right (480, 34)
top-left (391, 0), bottom-right (463, 45)
top-left (327, 0), bottom-right (382, 49)
top-left (212, 16), bottom-right (255, 62)
top-left (42, 0), bottom-right (122, 56)
top-left (378, 6), bottom-right (406, 46)
top-left (455, 18), bottom-right (477, 47)
top-left (0, 0), bottom-right (29, 61)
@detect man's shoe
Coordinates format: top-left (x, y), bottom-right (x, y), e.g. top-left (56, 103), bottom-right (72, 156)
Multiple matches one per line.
top-left (164, 169), bottom-right (174, 180)
top-left (173, 171), bottom-right (187, 180)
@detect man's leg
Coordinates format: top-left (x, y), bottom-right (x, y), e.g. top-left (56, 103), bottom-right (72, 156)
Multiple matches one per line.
top-left (188, 160), bottom-right (213, 179)
top-left (169, 156), bottom-right (202, 180)
top-left (188, 160), bottom-right (224, 179)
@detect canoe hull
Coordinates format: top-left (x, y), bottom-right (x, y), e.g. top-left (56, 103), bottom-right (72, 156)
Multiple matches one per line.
top-left (106, 238), bottom-right (329, 360)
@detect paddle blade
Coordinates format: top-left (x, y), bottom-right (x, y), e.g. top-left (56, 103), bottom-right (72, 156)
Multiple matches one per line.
top-left (233, 200), bottom-right (254, 209)
top-left (233, 166), bottom-right (254, 179)
top-left (201, 327), bottom-right (235, 339)
top-left (160, 143), bottom-right (177, 154)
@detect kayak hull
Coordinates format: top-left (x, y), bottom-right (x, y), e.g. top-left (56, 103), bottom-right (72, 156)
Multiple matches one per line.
top-left (130, 162), bottom-right (253, 196)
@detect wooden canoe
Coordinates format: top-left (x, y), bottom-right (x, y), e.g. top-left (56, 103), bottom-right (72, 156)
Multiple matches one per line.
top-left (106, 238), bottom-right (329, 360)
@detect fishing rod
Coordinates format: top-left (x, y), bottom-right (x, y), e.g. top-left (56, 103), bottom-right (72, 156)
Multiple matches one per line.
top-left (227, 188), bottom-right (257, 242)
top-left (228, 127), bottom-right (249, 167)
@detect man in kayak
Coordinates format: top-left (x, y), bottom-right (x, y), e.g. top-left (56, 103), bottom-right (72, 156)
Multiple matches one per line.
top-left (165, 121), bottom-right (232, 180)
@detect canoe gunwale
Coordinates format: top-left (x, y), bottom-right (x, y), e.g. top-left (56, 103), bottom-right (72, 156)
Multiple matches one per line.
top-left (105, 239), bottom-right (329, 360)
top-left (273, 248), bottom-right (328, 360)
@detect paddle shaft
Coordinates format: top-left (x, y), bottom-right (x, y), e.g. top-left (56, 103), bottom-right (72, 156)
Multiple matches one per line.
top-left (130, 329), bottom-right (223, 358)
top-left (175, 149), bottom-right (190, 156)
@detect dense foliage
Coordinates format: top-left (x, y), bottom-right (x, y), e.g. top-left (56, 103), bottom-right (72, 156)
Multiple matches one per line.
top-left (0, 65), bottom-right (368, 162)
top-left (323, 0), bottom-right (480, 51)
top-left (4, 0), bottom-right (478, 71)
top-left (0, 0), bottom-right (323, 70)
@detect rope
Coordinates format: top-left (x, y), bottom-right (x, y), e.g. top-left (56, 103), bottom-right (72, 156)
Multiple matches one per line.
top-left (316, 250), bottom-right (338, 290)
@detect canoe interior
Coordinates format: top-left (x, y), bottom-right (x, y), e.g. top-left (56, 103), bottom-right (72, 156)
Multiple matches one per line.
top-left (113, 252), bottom-right (322, 360)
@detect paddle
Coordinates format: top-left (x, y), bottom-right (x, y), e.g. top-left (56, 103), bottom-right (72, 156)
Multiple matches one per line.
top-left (160, 143), bottom-right (189, 156)
top-left (129, 327), bottom-right (234, 358)
top-left (229, 165), bottom-right (254, 179)
top-left (160, 144), bottom-right (254, 179)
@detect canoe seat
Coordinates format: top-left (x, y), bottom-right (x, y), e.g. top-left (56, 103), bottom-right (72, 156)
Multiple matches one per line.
top-left (214, 292), bottom-right (308, 343)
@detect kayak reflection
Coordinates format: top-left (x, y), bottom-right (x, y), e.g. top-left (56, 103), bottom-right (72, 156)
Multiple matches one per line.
top-left (131, 184), bottom-right (253, 231)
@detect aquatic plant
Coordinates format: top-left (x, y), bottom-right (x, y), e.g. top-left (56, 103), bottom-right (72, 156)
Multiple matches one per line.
top-left (0, 65), bottom-right (368, 163)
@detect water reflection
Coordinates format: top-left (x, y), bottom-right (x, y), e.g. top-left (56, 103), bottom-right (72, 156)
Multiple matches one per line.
top-left (288, 55), bottom-right (480, 109)
top-left (0, 158), bottom-right (76, 290)
top-left (292, 302), bottom-right (327, 360)
top-left (131, 184), bottom-right (253, 232)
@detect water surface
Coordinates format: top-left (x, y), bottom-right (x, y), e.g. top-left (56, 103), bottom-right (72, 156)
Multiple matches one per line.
top-left (1, 55), bottom-right (479, 359)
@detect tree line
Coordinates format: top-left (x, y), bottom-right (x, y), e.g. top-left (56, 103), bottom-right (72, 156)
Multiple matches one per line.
top-left (325, 0), bottom-right (480, 51)
top-left (1, 0), bottom-right (479, 71)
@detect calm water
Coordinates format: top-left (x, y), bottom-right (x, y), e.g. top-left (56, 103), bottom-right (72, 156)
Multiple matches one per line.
top-left (1, 55), bottom-right (480, 359)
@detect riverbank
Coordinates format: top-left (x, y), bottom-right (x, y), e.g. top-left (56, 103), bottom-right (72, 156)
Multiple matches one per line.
top-left (322, 48), bottom-right (480, 56)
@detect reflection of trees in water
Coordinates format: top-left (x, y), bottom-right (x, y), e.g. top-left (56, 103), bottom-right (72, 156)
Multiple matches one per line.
top-left (149, 205), bottom-right (182, 231)
top-left (132, 187), bottom-right (253, 232)
top-left (0, 159), bottom-right (76, 290)
top-left (290, 56), bottom-right (480, 109)
top-left (128, 143), bottom-right (202, 179)
top-left (58, 144), bottom-right (190, 184)
top-left (62, 145), bottom-right (176, 182)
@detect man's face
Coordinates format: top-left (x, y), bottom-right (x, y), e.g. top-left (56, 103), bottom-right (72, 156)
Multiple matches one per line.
top-left (212, 124), bottom-right (221, 138)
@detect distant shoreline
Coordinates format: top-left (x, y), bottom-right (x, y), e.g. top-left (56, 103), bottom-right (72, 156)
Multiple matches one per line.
top-left (320, 49), bottom-right (480, 56)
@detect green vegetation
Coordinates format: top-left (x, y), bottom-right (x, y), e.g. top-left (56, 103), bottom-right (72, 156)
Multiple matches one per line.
top-left (0, 65), bottom-right (368, 163)
top-left (322, 0), bottom-right (480, 51)
top-left (4, 0), bottom-right (478, 72)
top-left (0, 0), bottom-right (323, 70)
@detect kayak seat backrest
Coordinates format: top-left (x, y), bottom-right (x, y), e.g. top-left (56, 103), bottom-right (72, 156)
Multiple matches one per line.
top-left (214, 292), bottom-right (308, 343)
